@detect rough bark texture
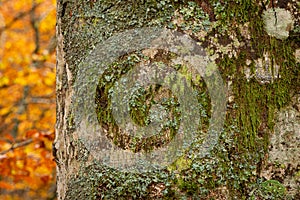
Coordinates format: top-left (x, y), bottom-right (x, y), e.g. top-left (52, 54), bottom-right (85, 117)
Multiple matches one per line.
top-left (55, 0), bottom-right (299, 199)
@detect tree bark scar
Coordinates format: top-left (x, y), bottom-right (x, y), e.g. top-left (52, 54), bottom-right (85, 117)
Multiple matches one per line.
top-left (52, 142), bottom-right (59, 164)
top-left (271, 0), bottom-right (278, 26)
top-left (61, 1), bottom-right (68, 18)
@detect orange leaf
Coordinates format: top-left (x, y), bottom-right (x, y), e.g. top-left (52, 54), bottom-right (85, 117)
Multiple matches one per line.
top-left (25, 129), bottom-right (39, 138)
top-left (0, 181), bottom-right (14, 190)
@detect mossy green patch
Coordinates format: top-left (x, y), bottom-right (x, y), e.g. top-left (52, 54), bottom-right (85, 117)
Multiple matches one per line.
top-left (250, 180), bottom-right (286, 200)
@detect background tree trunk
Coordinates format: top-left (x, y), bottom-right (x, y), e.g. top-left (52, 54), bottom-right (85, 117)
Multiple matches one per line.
top-left (55, 0), bottom-right (299, 199)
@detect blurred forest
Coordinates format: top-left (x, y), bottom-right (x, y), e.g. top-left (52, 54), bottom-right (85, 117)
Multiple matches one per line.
top-left (0, 0), bottom-right (56, 199)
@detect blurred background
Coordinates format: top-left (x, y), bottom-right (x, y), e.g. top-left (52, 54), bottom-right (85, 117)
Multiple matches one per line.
top-left (0, 0), bottom-right (56, 199)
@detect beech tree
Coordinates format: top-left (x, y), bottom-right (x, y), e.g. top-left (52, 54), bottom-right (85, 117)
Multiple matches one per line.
top-left (55, 0), bottom-right (299, 199)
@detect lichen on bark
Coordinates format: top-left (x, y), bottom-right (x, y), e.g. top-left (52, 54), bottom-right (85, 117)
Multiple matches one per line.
top-left (55, 0), bottom-right (300, 199)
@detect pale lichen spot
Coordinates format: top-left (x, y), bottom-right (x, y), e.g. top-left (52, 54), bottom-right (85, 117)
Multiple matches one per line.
top-left (244, 52), bottom-right (281, 84)
top-left (295, 49), bottom-right (300, 63)
top-left (263, 8), bottom-right (294, 40)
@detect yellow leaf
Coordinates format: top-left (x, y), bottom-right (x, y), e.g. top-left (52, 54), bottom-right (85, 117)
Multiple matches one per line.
top-left (0, 76), bottom-right (9, 87)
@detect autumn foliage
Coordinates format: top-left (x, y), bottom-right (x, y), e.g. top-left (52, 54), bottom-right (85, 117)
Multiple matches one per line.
top-left (0, 0), bottom-right (56, 199)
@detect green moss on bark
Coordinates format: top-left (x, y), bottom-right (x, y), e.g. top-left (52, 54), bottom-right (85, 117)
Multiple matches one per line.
top-left (61, 0), bottom-right (299, 199)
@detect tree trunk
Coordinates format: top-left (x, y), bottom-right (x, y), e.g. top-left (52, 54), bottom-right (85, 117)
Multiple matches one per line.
top-left (55, 0), bottom-right (299, 199)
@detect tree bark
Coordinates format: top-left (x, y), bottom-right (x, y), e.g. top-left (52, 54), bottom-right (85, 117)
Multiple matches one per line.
top-left (55, 0), bottom-right (299, 199)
